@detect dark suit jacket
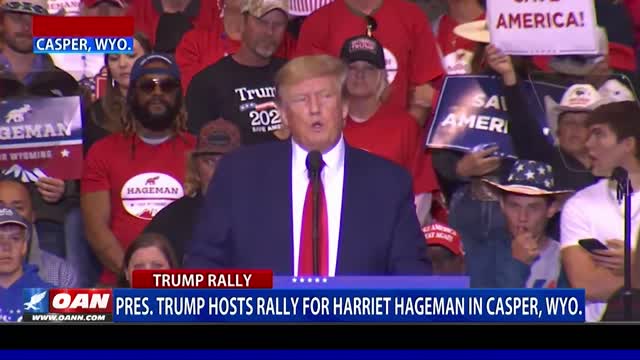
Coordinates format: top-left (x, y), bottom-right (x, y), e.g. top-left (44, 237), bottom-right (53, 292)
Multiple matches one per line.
top-left (185, 140), bottom-right (431, 275)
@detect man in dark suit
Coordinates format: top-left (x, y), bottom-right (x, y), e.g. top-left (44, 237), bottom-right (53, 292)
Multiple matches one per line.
top-left (185, 54), bottom-right (431, 276)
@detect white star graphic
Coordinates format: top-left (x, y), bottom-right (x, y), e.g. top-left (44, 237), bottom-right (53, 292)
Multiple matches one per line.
top-left (322, 278), bottom-right (328, 283)
top-left (60, 149), bottom-right (70, 157)
top-left (292, 278), bottom-right (297, 283)
top-left (537, 167), bottom-right (546, 175)
top-left (544, 180), bottom-right (552, 188)
top-left (315, 278), bottom-right (320, 283)
top-left (508, 175), bottom-right (514, 181)
top-left (525, 171), bottom-right (535, 180)
top-left (516, 164), bottom-right (525, 172)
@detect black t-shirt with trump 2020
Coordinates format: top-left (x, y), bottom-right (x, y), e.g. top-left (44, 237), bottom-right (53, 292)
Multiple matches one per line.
top-left (186, 56), bottom-right (287, 145)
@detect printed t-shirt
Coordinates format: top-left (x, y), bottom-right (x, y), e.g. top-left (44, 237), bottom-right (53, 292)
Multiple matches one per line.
top-left (81, 132), bottom-right (196, 284)
top-left (296, 0), bottom-right (443, 109)
top-left (433, 13), bottom-right (484, 75)
top-left (186, 56), bottom-right (286, 144)
top-left (343, 102), bottom-right (439, 195)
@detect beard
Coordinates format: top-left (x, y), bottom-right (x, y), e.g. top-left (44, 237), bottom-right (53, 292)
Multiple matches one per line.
top-left (130, 95), bottom-right (181, 132)
top-left (5, 34), bottom-right (33, 54)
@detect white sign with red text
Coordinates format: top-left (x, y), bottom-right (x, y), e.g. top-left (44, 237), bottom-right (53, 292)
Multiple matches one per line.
top-left (486, 0), bottom-right (599, 55)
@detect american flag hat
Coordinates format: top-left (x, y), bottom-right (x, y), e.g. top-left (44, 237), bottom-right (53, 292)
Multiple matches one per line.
top-left (482, 160), bottom-right (573, 196)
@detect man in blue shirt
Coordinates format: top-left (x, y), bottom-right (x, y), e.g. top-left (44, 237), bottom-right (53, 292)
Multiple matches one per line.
top-left (0, 206), bottom-right (53, 322)
top-left (466, 160), bottom-right (573, 288)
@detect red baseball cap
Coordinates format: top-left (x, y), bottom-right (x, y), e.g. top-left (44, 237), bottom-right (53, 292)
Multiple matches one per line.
top-left (82, 0), bottom-right (125, 7)
top-left (423, 223), bottom-right (463, 256)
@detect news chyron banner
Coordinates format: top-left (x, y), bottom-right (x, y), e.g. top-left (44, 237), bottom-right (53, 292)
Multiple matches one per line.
top-left (23, 271), bottom-right (586, 323)
top-left (32, 16), bottom-right (134, 54)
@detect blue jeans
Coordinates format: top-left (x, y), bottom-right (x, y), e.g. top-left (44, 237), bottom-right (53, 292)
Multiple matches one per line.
top-left (448, 185), bottom-right (510, 288)
top-left (64, 207), bottom-right (101, 287)
top-left (34, 220), bottom-right (65, 258)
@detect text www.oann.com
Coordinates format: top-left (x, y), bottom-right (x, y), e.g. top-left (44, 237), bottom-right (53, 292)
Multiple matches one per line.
top-left (31, 314), bottom-right (108, 322)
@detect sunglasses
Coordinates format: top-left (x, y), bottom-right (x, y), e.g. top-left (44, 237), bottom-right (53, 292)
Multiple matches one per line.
top-left (365, 16), bottom-right (377, 37)
top-left (136, 78), bottom-right (180, 94)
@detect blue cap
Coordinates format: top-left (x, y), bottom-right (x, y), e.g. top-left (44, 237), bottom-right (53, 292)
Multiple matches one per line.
top-left (129, 53), bottom-right (181, 85)
top-left (0, 206), bottom-right (29, 229)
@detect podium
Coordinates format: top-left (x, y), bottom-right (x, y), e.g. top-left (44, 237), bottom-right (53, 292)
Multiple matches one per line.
top-left (273, 276), bottom-right (470, 289)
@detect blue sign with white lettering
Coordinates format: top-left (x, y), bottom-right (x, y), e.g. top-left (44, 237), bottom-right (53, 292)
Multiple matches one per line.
top-left (112, 288), bottom-right (585, 323)
top-left (426, 75), bottom-right (565, 158)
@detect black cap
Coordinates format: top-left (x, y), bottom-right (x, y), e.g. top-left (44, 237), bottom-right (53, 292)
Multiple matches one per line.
top-left (339, 35), bottom-right (385, 69)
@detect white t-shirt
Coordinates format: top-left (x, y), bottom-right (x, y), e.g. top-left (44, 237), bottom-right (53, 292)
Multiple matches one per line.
top-left (560, 179), bottom-right (640, 322)
top-left (527, 239), bottom-right (561, 288)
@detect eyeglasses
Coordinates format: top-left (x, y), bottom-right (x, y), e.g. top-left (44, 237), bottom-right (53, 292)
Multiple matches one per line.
top-left (365, 16), bottom-right (377, 37)
top-left (136, 78), bottom-right (180, 94)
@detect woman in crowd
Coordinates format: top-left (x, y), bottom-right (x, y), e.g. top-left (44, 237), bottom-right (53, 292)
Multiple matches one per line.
top-left (83, 32), bottom-right (153, 153)
top-left (118, 232), bottom-right (178, 288)
top-left (339, 35), bottom-right (439, 225)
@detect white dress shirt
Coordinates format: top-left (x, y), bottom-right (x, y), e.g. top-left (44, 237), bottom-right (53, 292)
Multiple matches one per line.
top-left (291, 137), bottom-right (345, 277)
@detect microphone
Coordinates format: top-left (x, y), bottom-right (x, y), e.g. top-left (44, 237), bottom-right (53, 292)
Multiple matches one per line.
top-left (306, 150), bottom-right (323, 276)
top-left (612, 167), bottom-right (632, 202)
top-left (306, 150), bottom-right (323, 179)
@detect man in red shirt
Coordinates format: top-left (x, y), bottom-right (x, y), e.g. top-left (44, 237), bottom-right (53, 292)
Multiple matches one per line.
top-left (175, 0), bottom-right (296, 94)
top-left (340, 35), bottom-right (439, 225)
top-left (81, 54), bottom-right (196, 286)
top-left (296, 0), bottom-right (444, 125)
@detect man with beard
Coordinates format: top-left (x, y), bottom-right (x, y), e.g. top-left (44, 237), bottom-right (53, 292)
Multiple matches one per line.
top-left (186, 0), bottom-right (290, 145)
top-left (81, 54), bottom-right (195, 286)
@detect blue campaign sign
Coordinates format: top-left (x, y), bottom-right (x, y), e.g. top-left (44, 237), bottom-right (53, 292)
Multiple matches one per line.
top-left (0, 96), bottom-right (83, 181)
top-left (426, 75), bottom-right (566, 158)
top-left (112, 288), bottom-right (585, 323)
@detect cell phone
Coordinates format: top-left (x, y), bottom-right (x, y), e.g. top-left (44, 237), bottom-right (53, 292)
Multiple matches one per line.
top-left (578, 238), bottom-right (609, 253)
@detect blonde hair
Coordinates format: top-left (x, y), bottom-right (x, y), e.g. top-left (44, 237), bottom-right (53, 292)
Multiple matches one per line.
top-left (275, 55), bottom-right (348, 102)
top-left (183, 151), bottom-right (201, 197)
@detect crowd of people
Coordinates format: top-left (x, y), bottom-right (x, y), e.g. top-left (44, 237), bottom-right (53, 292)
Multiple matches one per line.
top-left (1, 0), bottom-right (640, 323)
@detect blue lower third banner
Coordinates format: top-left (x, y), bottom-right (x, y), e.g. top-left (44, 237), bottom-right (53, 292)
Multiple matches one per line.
top-left (112, 289), bottom-right (585, 323)
top-left (33, 37), bottom-right (134, 54)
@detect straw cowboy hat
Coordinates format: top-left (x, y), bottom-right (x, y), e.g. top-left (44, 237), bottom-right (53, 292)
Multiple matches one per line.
top-left (483, 160), bottom-right (573, 197)
top-left (453, 20), bottom-right (490, 44)
top-left (544, 79), bottom-right (637, 142)
top-left (0, 0), bottom-right (49, 15)
top-left (543, 84), bottom-right (603, 143)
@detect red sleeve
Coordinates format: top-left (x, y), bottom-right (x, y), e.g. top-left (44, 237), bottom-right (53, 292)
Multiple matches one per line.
top-left (295, 8), bottom-right (330, 57)
top-left (175, 29), bottom-right (210, 94)
top-left (408, 4), bottom-right (444, 86)
top-left (407, 120), bottom-right (439, 195)
top-left (81, 139), bottom-right (112, 194)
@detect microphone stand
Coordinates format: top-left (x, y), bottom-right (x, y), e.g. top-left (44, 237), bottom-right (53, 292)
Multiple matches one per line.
top-left (311, 169), bottom-right (320, 276)
top-left (615, 172), bottom-right (633, 321)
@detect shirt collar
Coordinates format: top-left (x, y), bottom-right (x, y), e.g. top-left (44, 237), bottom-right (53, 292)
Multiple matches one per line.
top-left (292, 136), bottom-right (346, 176)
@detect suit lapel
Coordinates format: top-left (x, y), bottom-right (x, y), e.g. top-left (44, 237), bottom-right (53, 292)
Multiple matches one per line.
top-left (267, 141), bottom-right (294, 274)
top-left (336, 145), bottom-right (361, 274)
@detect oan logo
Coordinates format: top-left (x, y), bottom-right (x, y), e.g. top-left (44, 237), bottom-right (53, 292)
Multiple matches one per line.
top-left (23, 288), bottom-right (49, 314)
top-left (120, 172), bottom-right (184, 220)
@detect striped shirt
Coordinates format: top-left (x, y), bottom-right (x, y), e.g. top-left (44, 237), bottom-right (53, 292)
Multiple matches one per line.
top-left (289, 0), bottom-right (334, 16)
